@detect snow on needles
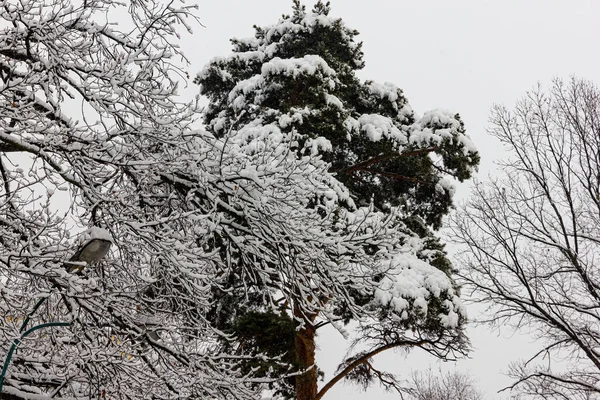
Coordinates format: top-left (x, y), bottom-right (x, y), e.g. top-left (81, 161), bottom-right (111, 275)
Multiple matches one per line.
top-left (355, 114), bottom-right (408, 143)
top-left (366, 81), bottom-right (399, 103)
top-left (228, 55), bottom-right (337, 111)
top-left (374, 252), bottom-right (464, 329)
top-left (411, 109), bottom-right (477, 155)
top-left (261, 55), bottom-right (336, 78)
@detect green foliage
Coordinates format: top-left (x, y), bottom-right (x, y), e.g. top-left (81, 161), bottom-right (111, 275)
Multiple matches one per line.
top-left (195, 0), bottom-right (479, 396)
top-left (226, 311), bottom-right (298, 399)
top-left (196, 1), bottom-right (478, 228)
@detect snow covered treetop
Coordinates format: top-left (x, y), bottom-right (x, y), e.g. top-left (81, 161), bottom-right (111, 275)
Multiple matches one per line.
top-left (196, 0), bottom-right (479, 228)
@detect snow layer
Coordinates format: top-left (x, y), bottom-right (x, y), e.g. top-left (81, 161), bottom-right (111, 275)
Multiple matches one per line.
top-left (81, 226), bottom-right (113, 244)
top-left (374, 252), bottom-right (464, 329)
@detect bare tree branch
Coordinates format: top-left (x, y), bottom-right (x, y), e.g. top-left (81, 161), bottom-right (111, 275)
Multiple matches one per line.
top-left (451, 77), bottom-right (600, 399)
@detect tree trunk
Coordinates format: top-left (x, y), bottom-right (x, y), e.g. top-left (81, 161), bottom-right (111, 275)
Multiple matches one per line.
top-left (294, 321), bottom-right (317, 400)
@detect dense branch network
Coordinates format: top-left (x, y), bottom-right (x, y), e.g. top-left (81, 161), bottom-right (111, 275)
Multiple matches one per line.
top-left (0, 1), bottom-right (263, 398)
top-left (0, 1), bottom-right (480, 400)
top-left (195, 2), bottom-right (479, 399)
top-left (452, 77), bottom-right (600, 400)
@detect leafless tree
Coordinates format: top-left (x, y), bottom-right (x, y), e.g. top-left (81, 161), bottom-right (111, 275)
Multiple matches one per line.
top-left (0, 1), bottom-right (266, 398)
top-left (451, 77), bottom-right (600, 399)
top-left (406, 368), bottom-right (483, 400)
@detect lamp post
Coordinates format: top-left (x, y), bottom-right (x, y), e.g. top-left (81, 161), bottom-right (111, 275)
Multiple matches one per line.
top-left (0, 227), bottom-right (113, 395)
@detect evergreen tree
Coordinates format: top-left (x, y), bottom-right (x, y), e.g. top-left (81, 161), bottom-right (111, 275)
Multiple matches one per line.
top-left (195, 2), bottom-right (479, 399)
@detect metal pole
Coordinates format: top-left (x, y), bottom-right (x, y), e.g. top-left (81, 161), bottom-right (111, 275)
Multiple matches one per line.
top-left (0, 233), bottom-right (112, 396)
top-left (0, 300), bottom-right (70, 394)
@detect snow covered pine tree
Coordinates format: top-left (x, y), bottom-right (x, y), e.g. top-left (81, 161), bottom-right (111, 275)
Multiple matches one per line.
top-left (195, 2), bottom-right (480, 400)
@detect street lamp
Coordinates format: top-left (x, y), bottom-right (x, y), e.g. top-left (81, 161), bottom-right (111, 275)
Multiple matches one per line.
top-left (63, 227), bottom-right (113, 273)
top-left (0, 227), bottom-right (113, 395)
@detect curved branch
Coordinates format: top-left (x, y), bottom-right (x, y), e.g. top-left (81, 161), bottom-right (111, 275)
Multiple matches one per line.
top-left (314, 339), bottom-right (427, 400)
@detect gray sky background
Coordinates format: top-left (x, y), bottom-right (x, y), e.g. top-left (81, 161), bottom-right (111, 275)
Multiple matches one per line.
top-left (179, 1), bottom-right (600, 398)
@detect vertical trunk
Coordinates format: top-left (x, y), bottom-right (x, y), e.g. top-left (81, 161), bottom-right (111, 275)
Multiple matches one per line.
top-left (294, 321), bottom-right (317, 400)
top-left (293, 296), bottom-right (318, 400)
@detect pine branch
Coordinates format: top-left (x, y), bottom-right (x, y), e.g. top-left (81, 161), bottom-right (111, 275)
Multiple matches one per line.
top-left (314, 339), bottom-right (428, 400)
top-left (330, 146), bottom-right (438, 175)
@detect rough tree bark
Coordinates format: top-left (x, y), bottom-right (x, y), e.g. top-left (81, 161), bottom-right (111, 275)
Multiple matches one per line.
top-left (294, 321), bottom-right (318, 400)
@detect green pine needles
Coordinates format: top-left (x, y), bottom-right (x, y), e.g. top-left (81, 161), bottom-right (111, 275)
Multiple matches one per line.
top-left (196, 2), bottom-right (479, 399)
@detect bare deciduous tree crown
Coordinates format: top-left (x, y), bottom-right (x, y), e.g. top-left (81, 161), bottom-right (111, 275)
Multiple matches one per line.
top-left (452, 77), bottom-right (600, 400)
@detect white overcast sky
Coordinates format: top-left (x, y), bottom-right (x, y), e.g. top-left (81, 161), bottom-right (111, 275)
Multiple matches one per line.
top-left (178, 1), bottom-right (600, 398)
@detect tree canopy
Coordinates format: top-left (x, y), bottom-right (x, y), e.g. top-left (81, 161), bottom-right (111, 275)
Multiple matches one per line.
top-left (0, 0), bottom-right (257, 398)
top-left (452, 77), bottom-right (600, 400)
top-left (196, 2), bottom-right (479, 399)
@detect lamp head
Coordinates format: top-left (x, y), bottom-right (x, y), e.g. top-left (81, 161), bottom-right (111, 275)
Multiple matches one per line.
top-left (64, 227), bottom-right (113, 273)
